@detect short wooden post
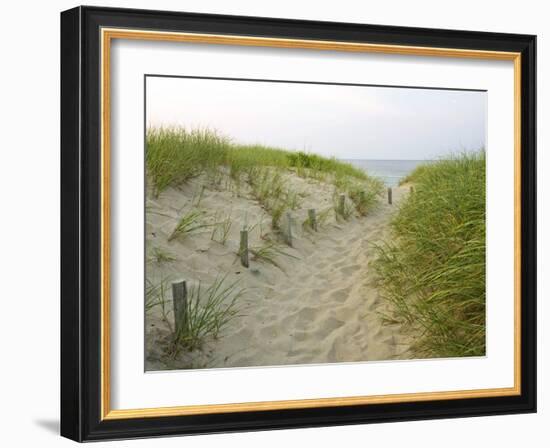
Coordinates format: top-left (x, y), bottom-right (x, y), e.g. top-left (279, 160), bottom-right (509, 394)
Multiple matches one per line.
top-left (410, 186), bottom-right (414, 194)
top-left (387, 187), bottom-right (393, 205)
top-left (240, 229), bottom-right (249, 267)
top-left (338, 194), bottom-right (346, 216)
top-left (308, 209), bottom-right (318, 231)
top-left (172, 280), bottom-right (188, 334)
top-left (285, 212), bottom-right (293, 247)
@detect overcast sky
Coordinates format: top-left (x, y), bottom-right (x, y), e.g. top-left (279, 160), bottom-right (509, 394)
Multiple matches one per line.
top-left (146, 76), bottom-right (486, 160)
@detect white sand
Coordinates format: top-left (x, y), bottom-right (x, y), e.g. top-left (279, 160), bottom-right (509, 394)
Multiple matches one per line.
top-left (145, 171), bottom-right (411, 370)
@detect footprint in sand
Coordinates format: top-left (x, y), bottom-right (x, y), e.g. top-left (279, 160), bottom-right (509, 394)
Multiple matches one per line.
top-left (340, 264), bottom-right (362, 276)
top-left (292, 330), bottom-right (310, 342)
top-left (313, 316), bottom-right (345, 338)
top-left (326, 336), bottom-right (364, 362)
top-left (259, 322), bottom-right (281, 340)
top-left (309, 288), bottom-right (326, 299)
top-left (293, 306), bottom-right (319, 327)
top-left (298, 273), bottom-right (314, 283)
top-left (221, 326), bottom-right (254, 349)
top-left (327, 286), bottom-right (352, 303)
top-left (282, 288), bottom-right (301, 300)
top-left (332, 259), bottom-right (347, 269)
top-left (365, 296), bottom-right (381, 311)
top-left (314, 261), bottom-right (328, 270)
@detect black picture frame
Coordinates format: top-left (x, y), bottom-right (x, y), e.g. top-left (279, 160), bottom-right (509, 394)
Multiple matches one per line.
top-left (61, 5), bottom-right (536, 442)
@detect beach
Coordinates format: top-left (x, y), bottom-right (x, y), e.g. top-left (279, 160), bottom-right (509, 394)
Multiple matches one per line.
top-left (346, 159), bottom-right (429, 187)
top-left (145, 168), bottom-right (412, 370)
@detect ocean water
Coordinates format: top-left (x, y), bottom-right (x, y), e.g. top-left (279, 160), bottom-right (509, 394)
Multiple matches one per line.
top-left (344, 159), bottom-right (431, 187)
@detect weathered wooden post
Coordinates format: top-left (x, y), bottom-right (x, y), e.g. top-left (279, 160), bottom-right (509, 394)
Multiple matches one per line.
top-left (338, 194), bottom-right (346, 216)
top-left (410, 186), bottom-right (414, 194)
top-left (308, 209), bottom-right (318, 231)
top-left (171, 280), bottom-right (188, 335)
top-left (358, 190), bottom-right (367, 215)
top-left (388, 187), bottom-right (393, 205)
top-left (285, 212), bottom-right (293, 247)
top-left (240, 228), bottom-right (249, 267)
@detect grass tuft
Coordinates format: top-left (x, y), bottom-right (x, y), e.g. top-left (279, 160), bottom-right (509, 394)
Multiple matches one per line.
top-left (145, 277), bottom-right (171, 318)
top-left (287, 151), bottom-right (367, 181)
top-left (168, 210), bottom-right (210, 242)
top-left (250, 240), bottom-right (298, 272)
top-left (146, 127), bottom-right (230, 196)
top-left (348, 187), bottom-right (379, 216)
top-left (149, 247), bottom-right (177, 264)
top-left (172, 275), bottom-right (245, 353)
top-left (210, 212), bottom-right (233, 245)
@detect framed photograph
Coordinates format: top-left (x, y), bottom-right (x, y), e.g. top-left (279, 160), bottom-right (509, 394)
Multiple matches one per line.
top-left (60, 6), bottom-right (536, 441)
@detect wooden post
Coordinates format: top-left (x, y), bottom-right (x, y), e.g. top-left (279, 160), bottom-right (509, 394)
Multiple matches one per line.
top-left (285, 212), bottom-right (293, 247)
top-left (308, 209), bottom-right (318, 231)
top-left (388, 187), bottom-right (393, 205)
top-left (410, 186), bottom-right (414, 194)
top-left (338, 194), bottom-right (345, 216)
top-left (172, 280), bottom-right (187, 334)
top-left (240, 229), bottom-right (249, 267)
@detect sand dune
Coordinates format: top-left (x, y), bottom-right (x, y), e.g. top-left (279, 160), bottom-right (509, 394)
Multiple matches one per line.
top-left (145, 171), bottom-right (411, 370)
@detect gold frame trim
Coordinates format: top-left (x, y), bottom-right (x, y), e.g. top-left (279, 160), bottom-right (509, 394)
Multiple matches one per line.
top-left (100, 28), bottom-right (522, 420)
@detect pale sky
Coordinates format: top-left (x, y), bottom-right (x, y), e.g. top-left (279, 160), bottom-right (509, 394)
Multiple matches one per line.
top-left (146, 76), bottom-right (487, 160)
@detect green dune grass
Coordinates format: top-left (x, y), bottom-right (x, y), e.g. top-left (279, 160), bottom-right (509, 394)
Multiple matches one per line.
top-left (373, 152), bottom-right (486, 358)
top-left (146, 126), bottom-right (383, 214)
top-left (146, 128), bottom-right (230, 196)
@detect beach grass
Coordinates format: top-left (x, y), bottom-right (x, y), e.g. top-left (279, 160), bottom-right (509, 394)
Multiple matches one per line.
top-left (317, 207), bottom-right (334, 228)
top-left (145, 276), bottom-right (170, 318)
top-left (148, 246), bottom-right (177, 265)
top-left (210, 211), bottom-right (233, 245)
top-left (399, 164), bottom-right (431, 186)
top-left (250, 240), bottom-right (299, 272)
top-left (373, 152), bottom-right (486, 358)
top-left (286, 151), bottom-right (368, 181)
top-left (145, 274), bottom-right (244, 356)
top-left (168, 210), bottom-right (211, 242)
top-left (348, 186), bottom-right (380, 216)
top-left (172, 275), bottom-right (245, 353)
top-left (146, 127), bottom-right (380, 200)
top-left (146, 127), bottom-right (230, 197)
top-left (145, 278), bottom-right (163, 313)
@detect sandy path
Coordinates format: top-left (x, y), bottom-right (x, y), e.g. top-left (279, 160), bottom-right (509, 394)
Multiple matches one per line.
top-left (215, 186), bottom-right (411, 368)
top-left (145, 177), bottom-right (411, 370)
